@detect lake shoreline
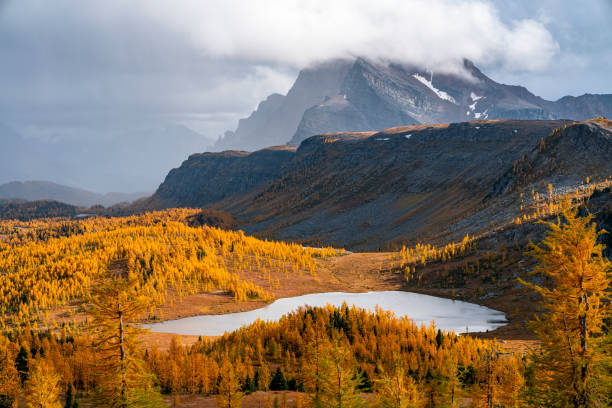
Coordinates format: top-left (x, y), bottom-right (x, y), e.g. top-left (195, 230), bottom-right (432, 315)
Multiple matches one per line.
top-left (143, 290), bottom-right (508, 336)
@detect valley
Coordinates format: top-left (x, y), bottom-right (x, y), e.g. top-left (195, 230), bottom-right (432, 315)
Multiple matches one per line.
top-left (147, 118), bottom-right (612, 250)
top-left (1, 119), bottom-right (611, 406)
top-left (4, 2), bottom-right (612, 406)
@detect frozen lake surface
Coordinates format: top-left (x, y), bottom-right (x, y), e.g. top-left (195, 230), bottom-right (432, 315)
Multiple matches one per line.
top-left (143, 291), bottom-right (508, 336)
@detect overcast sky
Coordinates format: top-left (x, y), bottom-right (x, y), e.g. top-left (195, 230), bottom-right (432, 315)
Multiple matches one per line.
top-left (1, 0), bottom-right (611, 150)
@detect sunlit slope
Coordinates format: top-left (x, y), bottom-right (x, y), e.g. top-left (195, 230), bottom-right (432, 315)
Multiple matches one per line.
top-left (0, 209), bottom-right (341, 326)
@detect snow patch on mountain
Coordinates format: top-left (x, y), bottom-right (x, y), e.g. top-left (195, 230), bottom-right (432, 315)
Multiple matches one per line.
top-left (474, 110), bottom-right (489, 119)
top-left (412, 73), bottom-right (457, 104)
top-left (467, 93), bottom-right (487, 119)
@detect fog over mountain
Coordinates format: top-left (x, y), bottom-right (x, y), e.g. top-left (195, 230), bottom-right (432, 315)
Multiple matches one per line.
top-left (214, 58), bottom-right (612, 151)
top-left (0, 121), bottom-right (211, 192)
top-left (1, 0), bottom-right (611, 192)
top-left (0, 181), bottom-right (148, 207)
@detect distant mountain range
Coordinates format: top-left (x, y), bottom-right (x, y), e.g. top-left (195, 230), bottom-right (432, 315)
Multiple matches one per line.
top-left (151, 119), bottom-right (612, 249)
top-left (0, 122), bottom-right (212, 193)
top-left (0, 181), bottom-right (148, 207)
top-left (212, 58), bottom-right (612, 151)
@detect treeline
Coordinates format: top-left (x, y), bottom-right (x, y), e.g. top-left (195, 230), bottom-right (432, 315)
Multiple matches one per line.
top-left (146, 304), bottom-right (523, 407)
top-left (0, 206), bottom-right (610, 407)
top-left (0, 209), bottom-right (341, 327)
top-left (0, 200), bottom-right (78, 221)
top-left (0, 304), bottom-right (522, 408)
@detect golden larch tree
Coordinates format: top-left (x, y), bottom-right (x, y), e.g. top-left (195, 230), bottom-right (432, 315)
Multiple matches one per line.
top-left (521, 206), bottom-right (611, 407)
top-left (374, 358), bottom-right (422, 408)
top-left (24, 360), bottom-right (61, 408)
top-left (216, 359), bottom-right (244, 408)
top-left (0, 339), bottom-right (20, 408)
top-left (87, 259), bottom-right (165, 408)
top-left (311, 333), bottom-right (363, 408)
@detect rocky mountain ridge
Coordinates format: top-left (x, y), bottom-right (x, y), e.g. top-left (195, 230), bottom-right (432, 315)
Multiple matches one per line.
top-left (213, 58), bottom-right (612, 151)
top-left (0, 180), bottom-right (148, 207)
top-left (147, 146), bottom-right (296, 209)
top-left (150, 119), bottom-right (612, 249)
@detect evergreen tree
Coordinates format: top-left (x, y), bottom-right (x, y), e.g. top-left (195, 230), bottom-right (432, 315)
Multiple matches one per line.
top-left (356, 368), bottom-right (372, 393)
top-left (253, 370), bottom-right (260, 390)
top-left (64, 383), bottom-right (74, 408)
top-left (243, 375), bottom-right (256, 394)
top-left (270, 367), bottom-right (288, 391)
top-left (15, 346), bottom-right (29, 383)
top-left (435, 330), bottom-right (444, 349)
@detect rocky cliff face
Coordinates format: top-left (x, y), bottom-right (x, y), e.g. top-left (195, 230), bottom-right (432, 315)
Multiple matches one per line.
top-left (215, 58), bottom-right (612, 151)
top-left (149, 119), bottom-right (612, 249)
top-left (490, 118), bottom-right (612, 195)
top-left (148, 146), bottom-right (296, 208)
top-left (212, 60), bottom-right (352, 152)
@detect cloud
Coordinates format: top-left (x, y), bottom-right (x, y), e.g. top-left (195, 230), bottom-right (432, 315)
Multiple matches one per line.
top-left (1, 1), bottom-right (558, 79)
top-left (138, 0), bottom-right (559, 73)
top-left (0, 0), bottom-right (561, 123)
top-left (1, 0), bottom-right (610, 192)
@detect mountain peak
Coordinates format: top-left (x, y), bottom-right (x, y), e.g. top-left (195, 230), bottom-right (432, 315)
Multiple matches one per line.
top-left (213, 58), bottom-right (612, 152)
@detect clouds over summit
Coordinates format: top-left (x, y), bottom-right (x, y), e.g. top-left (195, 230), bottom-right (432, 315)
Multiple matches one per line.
top-left (4, 0), bottom-right (558, 72)
top-left (0, 0), bottom-right (564, 135)
top-left (158, 0), bottom-right (559, 72)
top-left (0, 0), bottom-right (610, 191)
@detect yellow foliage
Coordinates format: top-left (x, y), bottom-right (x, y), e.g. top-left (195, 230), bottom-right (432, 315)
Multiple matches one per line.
top-left (24, 360), bottom-right (62, 408)
top-left (0, 209), bottom-right (343, 327)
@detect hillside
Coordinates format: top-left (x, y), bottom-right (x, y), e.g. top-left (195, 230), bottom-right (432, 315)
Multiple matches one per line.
top-left (149, 119), bottom-right (612, 250)
top-left (0, 180), bottom-right (148, 207)
top-left (213, 58), bottom-right (612, 151)
top-left (146, 145), bottom-right (296, 208)
top-left (0, 199), bottom-right (79, 220)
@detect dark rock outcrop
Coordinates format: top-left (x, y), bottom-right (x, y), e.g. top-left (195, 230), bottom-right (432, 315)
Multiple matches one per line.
top-left (489, 119), bottom-right (612, 196)
top-left (212, 60), bottom-right (352, 151)
top-left (148, 146), bottom-right (296, 208)
top-left (149, 119), bottom-right (612, 250)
